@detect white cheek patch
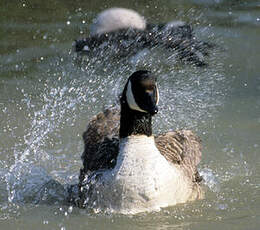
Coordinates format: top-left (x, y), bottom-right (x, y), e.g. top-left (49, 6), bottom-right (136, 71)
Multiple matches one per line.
top-left (126, 81), bottom-right (147, 113)
top-left (155, 84), bottom-right (159, 105)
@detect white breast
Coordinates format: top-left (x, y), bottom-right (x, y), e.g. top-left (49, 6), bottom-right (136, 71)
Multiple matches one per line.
top-left (89, 136), bottom-right (193, 214)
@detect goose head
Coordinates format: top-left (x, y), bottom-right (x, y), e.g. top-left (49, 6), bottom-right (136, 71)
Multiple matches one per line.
top-left (121, 70), bottom-right (159, 116)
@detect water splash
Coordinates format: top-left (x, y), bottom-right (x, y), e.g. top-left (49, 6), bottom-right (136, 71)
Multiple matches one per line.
top-left (6, 162), bottom-right (67, 204)
top-left (0, 24), bottom-right (227, 213)
top-left (200, 168), bottom-right (220, 193)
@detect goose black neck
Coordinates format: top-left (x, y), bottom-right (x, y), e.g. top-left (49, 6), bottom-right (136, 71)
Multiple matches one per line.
top-left (119, 101), bottom-right (153, 138)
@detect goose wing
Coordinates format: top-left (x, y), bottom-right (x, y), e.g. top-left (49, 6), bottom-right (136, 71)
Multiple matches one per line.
top-left (155, 130), bottom-right (202, 183)
top-left (75, 24), bottom-right (214, 67)
top-left (81, 107), bottom-right (120, 173)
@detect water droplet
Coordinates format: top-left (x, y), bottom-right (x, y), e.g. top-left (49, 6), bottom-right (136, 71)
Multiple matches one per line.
top-left (68, 206), bottom-right (73, 213)
top-left (217, 203), bottom-right (228, 210)
top-left (43, 220), bottom-right (49, 224)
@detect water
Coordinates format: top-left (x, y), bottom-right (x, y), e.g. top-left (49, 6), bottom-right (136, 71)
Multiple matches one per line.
top-left (1, 0), bottom-right (260, 229)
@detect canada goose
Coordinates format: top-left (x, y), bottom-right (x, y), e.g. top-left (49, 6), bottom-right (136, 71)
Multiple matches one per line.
top-left (75, 8), bottom-right (213, 66)
top-left (76, 70), bottom-right (203, 214)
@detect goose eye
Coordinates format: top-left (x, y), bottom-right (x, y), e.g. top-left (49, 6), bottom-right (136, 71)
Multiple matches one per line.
top-left (144, 84), bottom-right (155, 92)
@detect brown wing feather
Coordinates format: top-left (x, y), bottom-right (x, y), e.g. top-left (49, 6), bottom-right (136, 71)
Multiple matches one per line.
top-left (81, 107), bottom-right (120, 173)
top-left (155, 130), bottom-right (202, 183)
